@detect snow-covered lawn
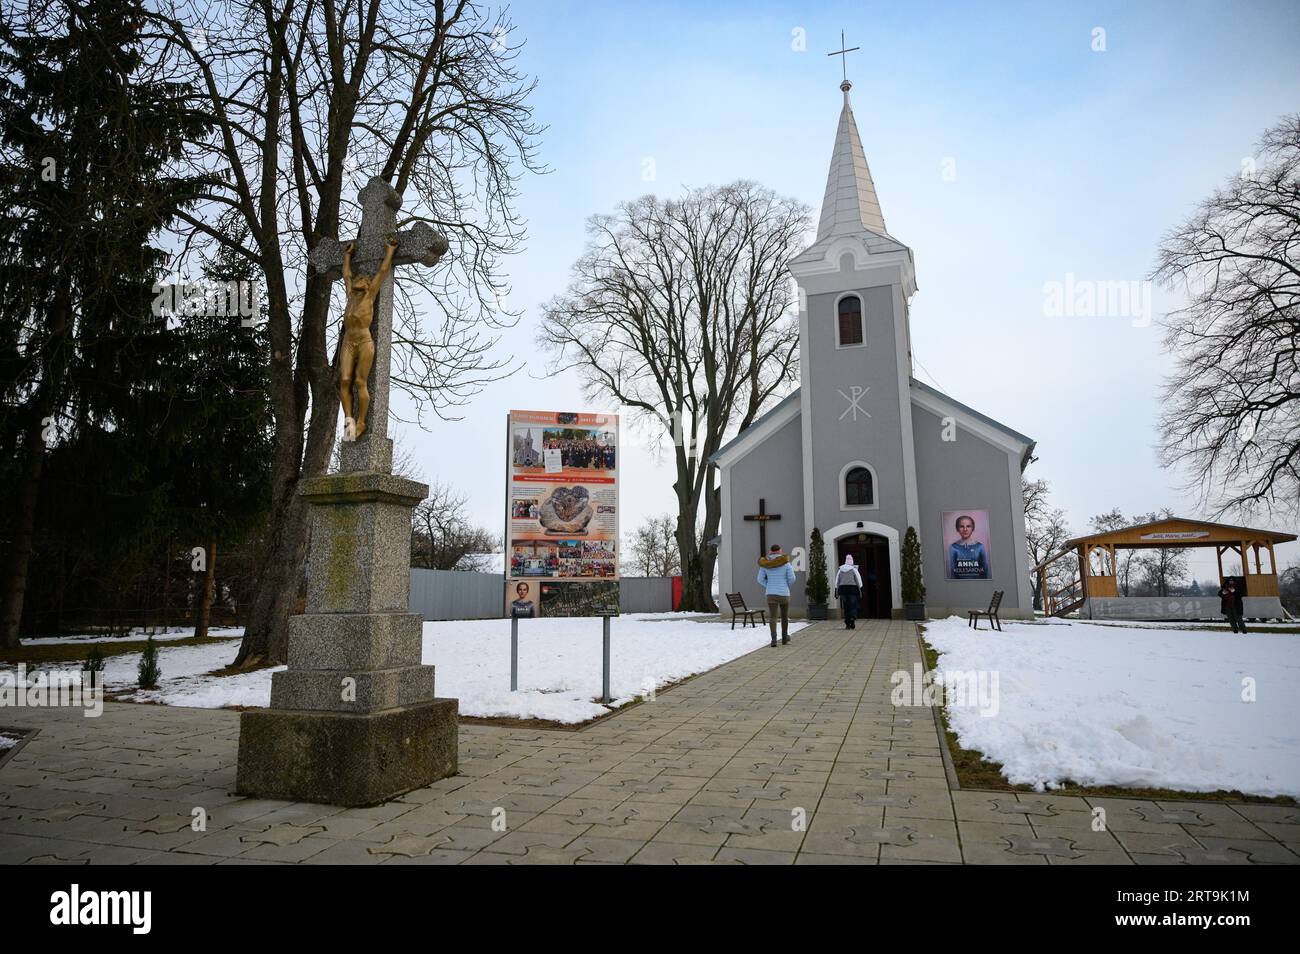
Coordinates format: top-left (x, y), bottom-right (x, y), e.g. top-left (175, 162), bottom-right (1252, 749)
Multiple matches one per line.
top-left (924, 616), bottom-right (1300, 798)
top-left (7, 613), bottom-right (803, 724)
top-left (21, 626), bottom-right (244, 646)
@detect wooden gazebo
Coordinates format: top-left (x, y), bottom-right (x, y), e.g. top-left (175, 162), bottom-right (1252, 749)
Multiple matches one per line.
top-left (1036, 517), bottom-right (1295, 619)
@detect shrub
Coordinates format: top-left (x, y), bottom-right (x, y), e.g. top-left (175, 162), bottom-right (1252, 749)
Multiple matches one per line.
top-left (901, 526), bottom-right (926, 603)
top-left (137, 637), bottom-right (161, 690)
top-left (85, 647), bottom-right (105, 689)
top-left (806, 527), bottom-right (830, 604)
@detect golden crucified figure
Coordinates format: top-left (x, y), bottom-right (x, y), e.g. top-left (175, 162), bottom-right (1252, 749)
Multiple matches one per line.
top-left (339, 237), bottom-right (398, 440)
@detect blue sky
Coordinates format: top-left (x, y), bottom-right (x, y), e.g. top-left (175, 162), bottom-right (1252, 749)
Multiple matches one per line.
top-left (389, 0), bottom-right (1300, 575)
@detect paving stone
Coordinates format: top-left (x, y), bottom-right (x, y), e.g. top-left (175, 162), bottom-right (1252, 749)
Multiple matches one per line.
top-left (1003, 833), bottom-right (1085, 860)
top-left (956, 819), bottom-right (1036, 845)
top-left (1133, 806), bottom-right (1212, 826)
top-left (5, 620), bottom-right (1292, 866)
top-left (716, 846), bottom-right (797, 864)
top-left (1187, 837), bottom-right (1300, 864)
top-left (1231, 804), bottom-right (1300, 826)
top-left (240, 823), bottom-right (327, 847)
top-left (960, 841), bottom-right (1050, 864)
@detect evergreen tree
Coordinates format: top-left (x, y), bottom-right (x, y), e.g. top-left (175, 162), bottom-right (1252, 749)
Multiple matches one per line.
top-left (806, 528), bottom-right (829, 605)
top-left (0, 2), bottom-right (210, 645)
top-left (902, 526), bottom-right (926, 604)
top-left (137, 636), bottom-right (160, 689)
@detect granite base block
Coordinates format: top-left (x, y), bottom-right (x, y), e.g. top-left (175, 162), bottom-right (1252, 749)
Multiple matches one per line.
top-left (235, 698), bottom-right (458, 806)
top-left (269, 664), bottom-right (436, 713)
top-left (287, 612), bottom-right (424, 670)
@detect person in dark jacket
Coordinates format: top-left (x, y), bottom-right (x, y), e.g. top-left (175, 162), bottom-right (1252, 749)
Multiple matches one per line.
top-left (1219, 579), bottom-right (1247, 634)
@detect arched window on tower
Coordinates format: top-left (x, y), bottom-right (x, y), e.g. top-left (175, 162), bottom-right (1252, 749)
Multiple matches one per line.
top-left (837, 294), bottom-right (864, 347)
top-left (845, 465), bottom-right (874, 507)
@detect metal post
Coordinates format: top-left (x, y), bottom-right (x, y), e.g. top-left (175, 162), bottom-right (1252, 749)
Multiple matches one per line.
top-left (601, 616), bottom-right (611, 704)
top-left (510, 616), bottom-right (519, 692)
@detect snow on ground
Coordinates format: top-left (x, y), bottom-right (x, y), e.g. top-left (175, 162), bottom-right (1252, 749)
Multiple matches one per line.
top-left (21, 626), bottom-right (244, 646)
top-left (424, 614), bottom-right (803, 722)
top-left (925, 616), bottom-right (1300, 798)
top-left (7, 613), bottom-right (803, 723)
top-left (1040, 617), bottom-right (1297, 631)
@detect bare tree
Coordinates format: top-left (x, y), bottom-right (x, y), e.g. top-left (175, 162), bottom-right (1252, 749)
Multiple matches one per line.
top-left (1022, 478), bottom-right (1071, 611)
top-left (540, 182), bottom-right (808, 611)
top-left (1280, 563), bottom-right (1300, 615)
top-left (1154, 114), bottom-right (1300, 519)
top-left (411, 480), bottom-right (495, 570)
top-left (625, 514), bottom-right (681, 577)
top-left (1137, 548), bottom-right (1190, 597)
top-left (150, 1), bottom-right (541, 663)
top-left (1088, 508), bottom-right (1147, 596)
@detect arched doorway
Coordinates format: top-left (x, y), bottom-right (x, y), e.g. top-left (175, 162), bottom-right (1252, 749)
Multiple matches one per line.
top-left (836, 532), bottom-right (892, 619)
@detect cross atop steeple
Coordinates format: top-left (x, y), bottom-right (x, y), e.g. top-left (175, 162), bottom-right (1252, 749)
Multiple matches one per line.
top-left (827, 30), bottom-right (860, 85)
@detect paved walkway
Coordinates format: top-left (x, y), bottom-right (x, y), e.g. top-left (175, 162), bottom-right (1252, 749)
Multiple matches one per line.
top-left (1, 620), bottom-right (1297, 864)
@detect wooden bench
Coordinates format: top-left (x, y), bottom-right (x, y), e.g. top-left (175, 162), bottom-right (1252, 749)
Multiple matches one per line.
top-left (726, 592), bottom-right (766, 630)
top-left (968, 590), bottom-right (1004, 631)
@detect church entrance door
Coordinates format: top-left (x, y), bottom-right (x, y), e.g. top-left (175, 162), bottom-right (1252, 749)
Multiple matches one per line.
top-left (836, 534), bottom-right (892, 619)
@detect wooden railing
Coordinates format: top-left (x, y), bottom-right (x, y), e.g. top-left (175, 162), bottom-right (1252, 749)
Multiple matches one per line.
top-left (1046, 577), bottom-right (1084, 616)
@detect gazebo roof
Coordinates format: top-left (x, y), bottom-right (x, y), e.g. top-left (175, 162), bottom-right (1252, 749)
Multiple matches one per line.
top-left (1064, 516), bottom-right (1297, 550)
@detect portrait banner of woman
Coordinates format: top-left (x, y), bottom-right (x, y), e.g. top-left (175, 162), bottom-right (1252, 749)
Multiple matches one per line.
top-left (942, 509), bottom-right (992, 581)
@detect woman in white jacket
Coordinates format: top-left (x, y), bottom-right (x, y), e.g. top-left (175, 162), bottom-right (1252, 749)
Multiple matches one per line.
top-left (835, 555), bottom-right (864, 629)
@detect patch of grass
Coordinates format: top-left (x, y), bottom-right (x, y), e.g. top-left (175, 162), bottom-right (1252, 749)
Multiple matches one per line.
top-left (919, 629), bottom-right (1296, 807)
top-left (1, 635), bottom-right (237, 666)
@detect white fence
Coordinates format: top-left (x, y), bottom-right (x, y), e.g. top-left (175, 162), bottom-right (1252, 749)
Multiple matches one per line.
top-left (408, 570), bottom-right (676, 620)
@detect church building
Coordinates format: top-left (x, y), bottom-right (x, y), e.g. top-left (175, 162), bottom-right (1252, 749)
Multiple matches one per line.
top-left (711, 78), bottom-right (1035, 620)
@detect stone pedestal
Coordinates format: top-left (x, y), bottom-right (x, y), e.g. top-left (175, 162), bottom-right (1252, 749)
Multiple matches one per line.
top-left (236, 445), bottom-right (458, 806)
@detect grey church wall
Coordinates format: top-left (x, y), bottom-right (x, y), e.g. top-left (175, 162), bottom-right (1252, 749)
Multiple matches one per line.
top-left (910, 403), bottom-right (1028, 616)
top-left (725, 411), bottom-right (807, 611)
top-left (805, 283), bottom-right (910, 544)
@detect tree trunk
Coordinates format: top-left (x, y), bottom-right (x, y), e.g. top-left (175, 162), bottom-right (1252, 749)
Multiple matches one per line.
top-left (233, 467), bottom-right (310, 666)
top-left (161, 537), bottom-right (172, 634)
top-left (0, 416), bottom-right (47, 648)
top-left (232, 357), bottom-right (337, 667)
top-left (695, 482), bottom-right (721, 613)
top-left (0, 287), bottom-right (70, 649)
top-left (196, 539), bottom-right (217, 639)
top-left (674, 482), bottom-right (705, 612)
top-left (679, 542), bottom-right (708, 613)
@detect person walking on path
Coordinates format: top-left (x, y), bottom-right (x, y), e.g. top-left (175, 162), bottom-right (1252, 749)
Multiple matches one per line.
top-left (835, 554), bottom-right (864, 629)
top-left (757, 543), bottom-right (797, 647)
top-left (1219, 578), bottom-right (1248, 634)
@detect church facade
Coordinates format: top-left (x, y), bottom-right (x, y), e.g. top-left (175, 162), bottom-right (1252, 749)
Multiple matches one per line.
top-left (711, 80), bottom-right (1035, 620)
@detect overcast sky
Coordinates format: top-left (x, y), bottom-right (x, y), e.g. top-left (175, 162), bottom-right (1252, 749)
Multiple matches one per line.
top-left (386, 0), bottom-right (1300, 577)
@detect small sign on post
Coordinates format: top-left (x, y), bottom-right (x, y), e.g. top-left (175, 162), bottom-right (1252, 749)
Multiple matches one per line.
top-left (602, 616), bottom-right (611, 704)
top-left (510, 616), bottom-right (519, 692)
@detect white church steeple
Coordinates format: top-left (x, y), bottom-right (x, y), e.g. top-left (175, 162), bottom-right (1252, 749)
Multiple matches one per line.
top-left (816, 80), bottom-right (889, 241)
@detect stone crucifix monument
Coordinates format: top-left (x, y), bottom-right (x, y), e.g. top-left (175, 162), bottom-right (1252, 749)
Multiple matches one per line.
top-left (236, 177), bottom-right (458, 806)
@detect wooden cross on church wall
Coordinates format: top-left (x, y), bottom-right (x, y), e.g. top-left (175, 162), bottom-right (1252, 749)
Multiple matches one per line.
top-left (308, 176), bottom-right (448, 472)
top-left (744, 498), bottom-right (782, 557)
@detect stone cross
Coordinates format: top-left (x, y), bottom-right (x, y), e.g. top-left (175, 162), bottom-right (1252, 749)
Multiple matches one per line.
top-left (309, 176), bottom-right (448, 473)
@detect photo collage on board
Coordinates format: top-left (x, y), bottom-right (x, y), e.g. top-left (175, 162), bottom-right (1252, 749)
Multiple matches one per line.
top-left (506, 410), bottom-right (620, 617)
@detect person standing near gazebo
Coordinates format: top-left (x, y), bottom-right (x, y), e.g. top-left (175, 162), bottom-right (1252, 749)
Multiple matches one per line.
top-left (1219, 579), bottom-right (1247, 634)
